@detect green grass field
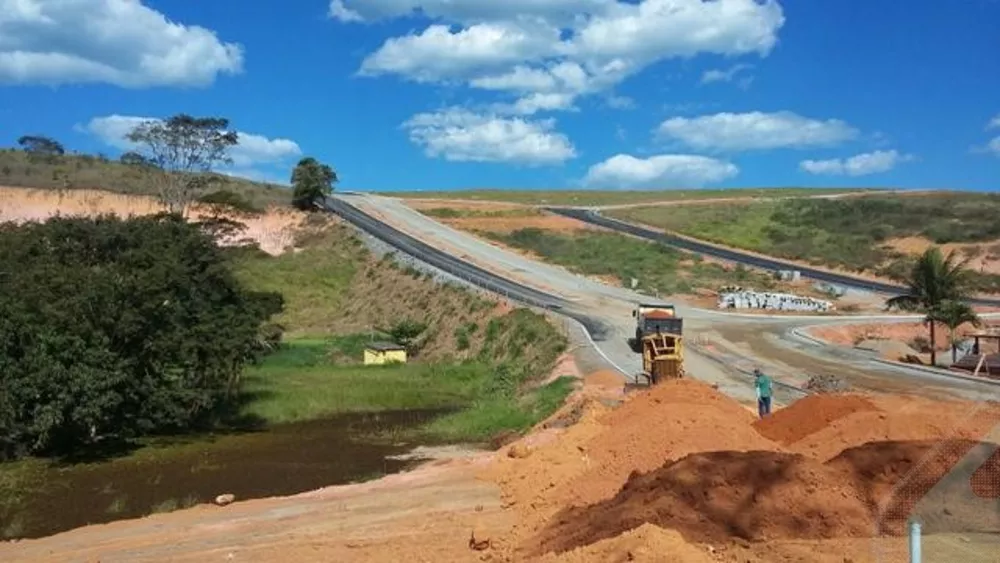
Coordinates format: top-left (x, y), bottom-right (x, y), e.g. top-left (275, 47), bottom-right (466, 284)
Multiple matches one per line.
top-left (230, 226), bottom-right (571, 440)
top-left (609, 193), bottom-right (1000, 293)
top-left (484, 227), bottom-right (778, 297)
top-left (389, 187), bottom-right (882, 206)
top-left (243, 328), bottom-right (571, 442)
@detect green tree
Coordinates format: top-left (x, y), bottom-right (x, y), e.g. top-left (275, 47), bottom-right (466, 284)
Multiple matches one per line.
top-left (291, 157), bottom-right (338, 211)
top-left (930, 300), bottom-right (981, 363)
top-left (17, 135), bottom-right (64, 161)
top-left (380, 320), bottom-right (428, 352)
top-left (119, 151), bottom-right (156, 167)
top-left (884, 247), bottom-right (974, 366)
top-left (125, 115), bottom-right (239, 213)
top-left (0, 214), bottom-right (283, 459)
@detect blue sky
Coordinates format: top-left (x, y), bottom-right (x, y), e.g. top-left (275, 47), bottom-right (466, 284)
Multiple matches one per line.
top-left (1, 0), bottom-right (998, 191)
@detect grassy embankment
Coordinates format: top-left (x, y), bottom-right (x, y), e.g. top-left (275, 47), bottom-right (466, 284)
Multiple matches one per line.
top-left (229, 219), bottom-right (571, 441)
top-left (0, 148), bottom-right (290, 210)
top-left (609, 193), bottom-right (1000, 294)
top-left (390, 187), bottom-right (882, 206)
top-left (413, 205), bottom-right (800, 298)
top-left (480, 227), bottom-right (779, 298)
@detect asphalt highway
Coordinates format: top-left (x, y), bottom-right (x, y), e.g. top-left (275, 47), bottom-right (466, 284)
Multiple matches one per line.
top-left (321, 197), bottom-right (612, 340)
top-left (547, 207), bottom-right (1000, 308)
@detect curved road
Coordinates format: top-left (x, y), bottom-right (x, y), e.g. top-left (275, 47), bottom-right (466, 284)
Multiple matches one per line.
top-left (325, 193), bottom-right (1000, 404)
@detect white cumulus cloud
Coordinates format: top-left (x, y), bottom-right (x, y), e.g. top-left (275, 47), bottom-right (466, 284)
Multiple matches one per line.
top-left (988, 114), bottom-right (1000, 130)
top-left (0, 0), bottom-right (243, 87)
top-left (359, 21), bottom-right (564, 82)
top-left (799, 150), bottom-right (912, 176)
top-left (656, 111), bottom-right (858, 152)
top-left (570, 0), bottom-right (783, 60)
top-left (584, 154), bottom-right (738, 188)
top-left (344, 0), bottom-right (785, 116)
top-left (83, 115), bottom-right (302, 168)
top-left (401, 108), bottom-right (576, 164)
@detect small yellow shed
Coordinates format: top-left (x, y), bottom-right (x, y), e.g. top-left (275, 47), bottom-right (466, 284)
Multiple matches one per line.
top-left (363, 342), bottom-right (407, 365)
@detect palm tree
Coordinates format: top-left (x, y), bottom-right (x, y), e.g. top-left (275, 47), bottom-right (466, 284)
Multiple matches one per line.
top-left (930, 300), bottom-right (981, 363)
top-left (885, 247), bottom-right (974, 366)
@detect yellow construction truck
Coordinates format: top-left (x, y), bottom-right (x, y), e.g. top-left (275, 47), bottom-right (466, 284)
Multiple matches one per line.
top-left (632, 303), bottom-right (684, 385)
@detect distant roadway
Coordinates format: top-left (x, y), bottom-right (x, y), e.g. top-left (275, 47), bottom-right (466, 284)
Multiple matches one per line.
top-left (548, 207), bottom-right (1000, 308)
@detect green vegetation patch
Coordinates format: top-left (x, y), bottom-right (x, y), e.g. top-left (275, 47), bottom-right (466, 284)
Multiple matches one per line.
top-left (243, 318), bottom-right (569, 441)
top-left (610, 194), bottom-right (1000, 293)
top-left (486, 227), bottom-right (775, 296)
top-left (390, 188), bottom-right (879, 206)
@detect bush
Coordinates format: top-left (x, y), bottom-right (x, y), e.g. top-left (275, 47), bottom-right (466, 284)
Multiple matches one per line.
top-left (0, 214), bottom-right (283, 459)
top-left (197, 189), bottom-right (262, 214)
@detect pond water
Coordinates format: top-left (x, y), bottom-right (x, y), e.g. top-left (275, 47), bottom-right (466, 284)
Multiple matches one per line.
top-left (2, 409), bottom-right (448, 540)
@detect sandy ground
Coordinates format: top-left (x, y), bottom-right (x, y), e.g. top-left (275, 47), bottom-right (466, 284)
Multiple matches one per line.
top-left (8, 366), bottom-right (998, 563)
top-left (0, 186), bottom-right (305, 255)
top-left (887, 236), bottom-right (1000, 276)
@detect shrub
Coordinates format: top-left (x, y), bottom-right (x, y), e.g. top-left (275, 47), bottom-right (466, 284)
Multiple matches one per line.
top-left (0, 214), bottom-right (283, 459)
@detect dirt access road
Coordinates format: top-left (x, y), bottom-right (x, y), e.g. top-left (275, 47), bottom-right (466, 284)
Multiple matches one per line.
top-left (336, 193), bottom-right (1000, 404)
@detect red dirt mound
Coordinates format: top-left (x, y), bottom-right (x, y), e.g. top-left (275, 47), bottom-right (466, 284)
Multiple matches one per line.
top-left (644, 309), bottom-right (675, 319)
top-left (532, 439), bottom-right (1000, 557)
top-left (561, 379), bottom-right (782, 506)
top-left (753, 393), bottom-right (879, 446)
top-left (532, 450), bottom-right (870, 554)
top-left (536, 523), bottom-right (714, 563)
top-left (789, 397), bottom-right (1000, 461)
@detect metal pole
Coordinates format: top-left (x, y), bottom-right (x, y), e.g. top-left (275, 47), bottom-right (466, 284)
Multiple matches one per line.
top-left (908, 519), bottom-right (921, 563)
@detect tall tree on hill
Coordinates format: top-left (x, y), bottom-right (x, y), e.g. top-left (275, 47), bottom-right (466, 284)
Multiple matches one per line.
top-left (884, 247), bottom-right (974, 366)
top-left (125, 115), bottom-right (239, 214)
top-left (17, 135), bottom-right (64, 161)
top-left (290, 157), bottom-right (337, 211)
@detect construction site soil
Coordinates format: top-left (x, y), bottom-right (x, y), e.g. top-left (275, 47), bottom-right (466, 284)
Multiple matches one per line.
top-left (4, 372), bottom-right (999, 562)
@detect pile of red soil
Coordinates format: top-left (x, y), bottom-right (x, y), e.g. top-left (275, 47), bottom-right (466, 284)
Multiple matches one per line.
top-left (533, 439), bottom-right (1000, 556)
top-left (561, 379), bottom-right (783, 506)
top-left (536, 523), bottom-right (714, 563)
top-left (533, 450), bottom-right (870, 553)
top-left (754, 393), bottom-right (879, 445)
top-left (790, 397), bottom-right (1000, 461)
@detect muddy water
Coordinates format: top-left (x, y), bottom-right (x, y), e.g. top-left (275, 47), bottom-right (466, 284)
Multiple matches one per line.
top-left (2, 409), bottom-right (448, 540)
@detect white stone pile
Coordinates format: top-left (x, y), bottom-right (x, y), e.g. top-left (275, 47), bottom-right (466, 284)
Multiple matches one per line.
top-left (717, 289), bottom-right (834, 313)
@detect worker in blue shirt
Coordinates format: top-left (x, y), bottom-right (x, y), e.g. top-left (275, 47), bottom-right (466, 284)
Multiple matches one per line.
top-left (754, 368), bottom-right (773, 418)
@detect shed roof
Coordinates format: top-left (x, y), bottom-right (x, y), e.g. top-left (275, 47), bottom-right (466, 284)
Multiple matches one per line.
top-left (365, 341), bottom-right (406, 352)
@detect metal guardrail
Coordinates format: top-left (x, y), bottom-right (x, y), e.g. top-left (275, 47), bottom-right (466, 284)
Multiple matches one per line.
top-left (548, 207), bottom-right (1000, 308)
